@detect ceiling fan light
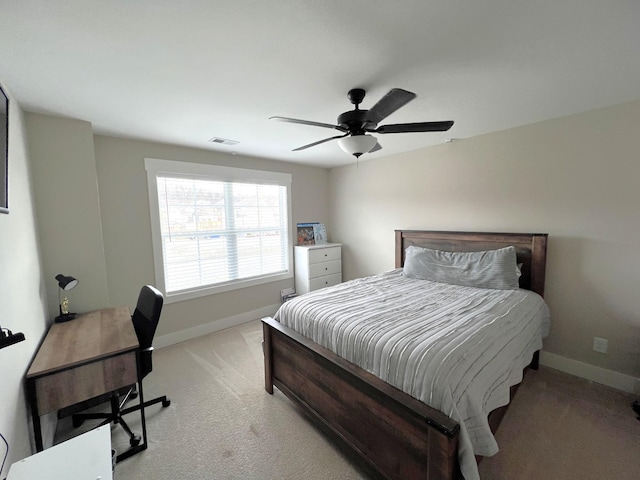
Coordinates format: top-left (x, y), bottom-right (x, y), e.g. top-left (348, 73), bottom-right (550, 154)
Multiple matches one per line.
top-left (338, 134), bottom-right (378, 157)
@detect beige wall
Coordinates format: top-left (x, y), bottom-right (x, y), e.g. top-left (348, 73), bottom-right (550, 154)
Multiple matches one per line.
top-left (26, 113), bottom-right (110, 319)
top-left (0, 88), bottom-right (50, 468)
top-left (93, 135), bottom-right (330, 338)
top-left (329, 100), bottom-right (640, 381)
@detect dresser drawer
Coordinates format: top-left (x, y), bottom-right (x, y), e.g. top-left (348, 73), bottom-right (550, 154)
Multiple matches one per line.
top-left (308, 260), bottom-right (341, 279)
top-left (309, 273), bottom-right (342, 291)
top-left (308, 246), bottom-right (341, 264)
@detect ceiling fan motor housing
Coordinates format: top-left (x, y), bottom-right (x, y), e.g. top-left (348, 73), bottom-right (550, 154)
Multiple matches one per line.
top-left (337, 110), bottom-right (374, 134)
top-left (339, 88), bottom-right (374, 133)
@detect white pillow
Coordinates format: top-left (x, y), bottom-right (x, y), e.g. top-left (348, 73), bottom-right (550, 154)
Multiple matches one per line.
top-left (402, 245), bottom-right (519, 290)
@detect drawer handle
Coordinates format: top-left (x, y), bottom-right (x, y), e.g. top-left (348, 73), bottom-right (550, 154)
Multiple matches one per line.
top-left (325, 267), bottom-right (328, 271)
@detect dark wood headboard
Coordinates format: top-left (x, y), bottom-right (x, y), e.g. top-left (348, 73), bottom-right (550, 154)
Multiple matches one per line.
top-left (395, 230), bottom-right (548, 297)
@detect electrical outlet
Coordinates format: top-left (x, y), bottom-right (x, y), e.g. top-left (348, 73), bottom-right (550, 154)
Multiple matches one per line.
top-left (593, 337), bottom-right (608, 354)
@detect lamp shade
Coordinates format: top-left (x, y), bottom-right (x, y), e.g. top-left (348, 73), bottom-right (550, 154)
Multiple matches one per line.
top-left (338, 134), bottom-right (377, 157)
top-left (55, 274), bottom-right (79, 291)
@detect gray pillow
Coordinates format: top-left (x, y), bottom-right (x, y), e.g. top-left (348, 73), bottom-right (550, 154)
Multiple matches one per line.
top-left (402, 245), bottom-right (519, 290)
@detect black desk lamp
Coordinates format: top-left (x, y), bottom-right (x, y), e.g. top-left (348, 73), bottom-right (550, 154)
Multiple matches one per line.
top-left (55, 274), bottom-right (79, 323)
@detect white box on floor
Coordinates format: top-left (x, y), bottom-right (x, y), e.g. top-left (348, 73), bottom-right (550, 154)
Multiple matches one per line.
top-left (7, 425), bottom-right (113, 480)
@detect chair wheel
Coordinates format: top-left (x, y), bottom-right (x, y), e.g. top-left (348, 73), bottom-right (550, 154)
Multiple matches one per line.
top-left (162, 399), bottom-right (171, 408)
top-left (72, 417), bottom-right (84, 428)
top-left (130, 435), bottom-right (141, 447)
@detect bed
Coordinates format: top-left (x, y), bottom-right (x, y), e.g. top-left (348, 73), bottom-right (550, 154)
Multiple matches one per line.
top-left (262, 230), bottom-right (549, 480)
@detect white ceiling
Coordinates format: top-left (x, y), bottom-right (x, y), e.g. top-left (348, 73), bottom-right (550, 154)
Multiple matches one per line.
top-left (1, 1), bottom-right (639, 168)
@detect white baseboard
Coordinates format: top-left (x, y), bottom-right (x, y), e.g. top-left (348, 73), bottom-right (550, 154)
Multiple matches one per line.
top-left (539, 351), bottom-right (640, 395)
top-left (154, 303), bottom-right (280, 349)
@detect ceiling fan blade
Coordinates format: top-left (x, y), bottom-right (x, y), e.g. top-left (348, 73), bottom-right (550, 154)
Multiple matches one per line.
top-left (292, 133), bottom-right (348, 151)
top-left (365, 88), bottom-right (416, 125)
top-left (373, 120), bottom-right (454, 134)
top-left (369, 142), bottom-right (383, 153)
top-left (270, 116), bottom-right (347, 132)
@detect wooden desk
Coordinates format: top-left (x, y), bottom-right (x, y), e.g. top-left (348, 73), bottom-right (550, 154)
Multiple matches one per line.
top-left (26, 307), bottom-right (148, 461)
top-left (7, 425), bottom-right (113, 479)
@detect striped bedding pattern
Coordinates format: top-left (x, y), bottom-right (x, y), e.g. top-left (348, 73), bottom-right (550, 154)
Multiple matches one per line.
top-left (274, 269), bottom-right (550, 480)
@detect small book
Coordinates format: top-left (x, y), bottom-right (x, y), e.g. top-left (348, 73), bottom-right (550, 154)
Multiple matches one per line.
top-left (313, 224), bottom-right (327, 245)
top-left (297, 223), bottom-right (317, 245)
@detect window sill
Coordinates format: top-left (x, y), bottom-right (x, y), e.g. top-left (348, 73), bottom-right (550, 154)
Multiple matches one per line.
top-left (163, 270), bottom-right (293, 304)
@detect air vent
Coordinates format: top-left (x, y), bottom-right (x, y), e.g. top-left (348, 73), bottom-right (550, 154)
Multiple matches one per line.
top-left (208, 137), bottom-right (239, 146)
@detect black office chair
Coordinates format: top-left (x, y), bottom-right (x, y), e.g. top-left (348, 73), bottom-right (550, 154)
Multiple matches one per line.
top-left (72, 285), bottom-right (171, 446)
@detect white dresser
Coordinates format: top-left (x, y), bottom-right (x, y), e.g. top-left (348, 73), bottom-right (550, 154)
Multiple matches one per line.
top-left (294, 243), bottom-right (342, 294)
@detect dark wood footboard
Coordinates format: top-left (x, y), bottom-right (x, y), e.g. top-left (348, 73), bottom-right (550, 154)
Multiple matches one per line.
top-left (263, 316), bottom-right (461, 480)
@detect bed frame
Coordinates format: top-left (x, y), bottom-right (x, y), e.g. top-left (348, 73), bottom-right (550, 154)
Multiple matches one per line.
top-left (262, 230), bottom-right (548, 480)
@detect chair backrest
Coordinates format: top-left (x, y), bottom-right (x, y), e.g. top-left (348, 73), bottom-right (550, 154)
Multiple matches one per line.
top-left (131, 285), bottom-right (164, 350)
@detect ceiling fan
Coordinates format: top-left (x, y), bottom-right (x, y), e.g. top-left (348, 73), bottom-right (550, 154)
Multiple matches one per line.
top-left (270, 88), bottom-right (454, 158)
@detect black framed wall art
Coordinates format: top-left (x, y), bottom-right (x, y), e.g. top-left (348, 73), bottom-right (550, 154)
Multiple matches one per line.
top-left (0, 83), bottom-right (8, 214)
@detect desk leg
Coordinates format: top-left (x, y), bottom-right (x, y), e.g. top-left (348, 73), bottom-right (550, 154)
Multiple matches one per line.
top-left (26, 379), bottom-right (44, 452)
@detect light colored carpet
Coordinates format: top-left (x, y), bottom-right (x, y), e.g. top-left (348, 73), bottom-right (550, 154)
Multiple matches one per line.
top-left (56, 320), bottom-right (640, 479)
top-left (477, 360), bottom-right (640, 480)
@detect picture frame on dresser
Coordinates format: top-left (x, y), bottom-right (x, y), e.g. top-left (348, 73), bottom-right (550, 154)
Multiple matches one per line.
top-left (296, 222), bottom-right (317, 246)
top-left (312, 224), bottom-right (327, 245)
top-left (0, 83), bottom-right (9, 214)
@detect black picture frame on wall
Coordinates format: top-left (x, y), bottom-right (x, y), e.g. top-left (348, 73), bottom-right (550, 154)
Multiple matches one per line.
top-left (0, 83), bottom-right (8, 214)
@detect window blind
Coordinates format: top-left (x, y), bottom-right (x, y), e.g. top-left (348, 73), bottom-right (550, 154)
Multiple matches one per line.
top-left (145, 158), bottom-right (292, 302)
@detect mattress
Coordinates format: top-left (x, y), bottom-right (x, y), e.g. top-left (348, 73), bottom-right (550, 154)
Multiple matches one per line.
top-left (274, 269), bottom-right (550, 480)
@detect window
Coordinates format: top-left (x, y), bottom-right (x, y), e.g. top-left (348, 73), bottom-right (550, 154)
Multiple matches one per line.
top-left (145, 158), bottom-right (292, 303)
